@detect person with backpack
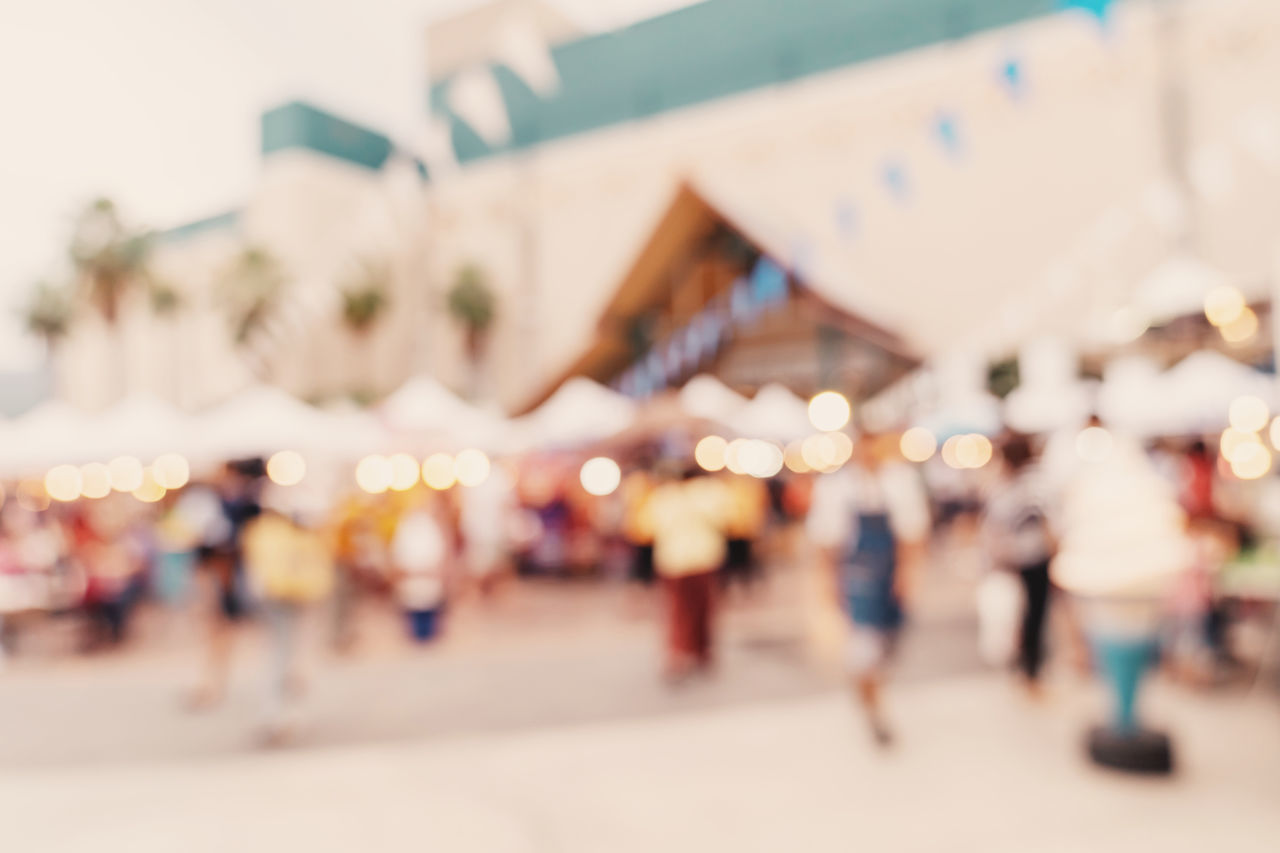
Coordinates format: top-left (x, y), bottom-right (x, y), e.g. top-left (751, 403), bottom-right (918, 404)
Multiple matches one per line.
top-left (981, 433), bottom-right (1056, 694)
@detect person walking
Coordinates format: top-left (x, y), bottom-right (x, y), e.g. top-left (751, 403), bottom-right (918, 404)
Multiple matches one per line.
top-left (391, 492), bottom-right (451, 643)
top-left (808, 433), bottom-right (929, 746)
top-left (981, 434), bottom-right (1056, 695)
top-left (646, 466), bottom-right (732, 682)
top-left (242, 502), bottom-right (334, 745)
top-left (186, 465), bottom-right (259, 710)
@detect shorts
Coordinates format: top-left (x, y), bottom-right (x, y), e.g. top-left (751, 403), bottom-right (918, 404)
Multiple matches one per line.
top-left (846, 627), bottom-right (899, 675)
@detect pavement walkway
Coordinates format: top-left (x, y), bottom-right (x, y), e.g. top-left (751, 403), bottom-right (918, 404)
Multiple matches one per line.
top-left (2, 673), bottom-right (1276, 852)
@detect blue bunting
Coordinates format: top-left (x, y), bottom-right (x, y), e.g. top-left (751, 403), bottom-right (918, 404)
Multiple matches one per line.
top-left (934, 111), bottom-right (964, 157)
top-left (999, 55), bottom-right (1026, 100)
top-left (882, 160), bottom-right (910, 201)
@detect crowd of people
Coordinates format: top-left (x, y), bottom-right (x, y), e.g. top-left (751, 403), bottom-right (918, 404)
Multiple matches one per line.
top-left (0, 418), bottom-right (1264, 745)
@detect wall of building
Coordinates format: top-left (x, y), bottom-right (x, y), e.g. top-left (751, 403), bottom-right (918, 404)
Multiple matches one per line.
top-left (54, 145), bottom-right (433, 411)
top-left (424, 0), bottom-right (1280, 410)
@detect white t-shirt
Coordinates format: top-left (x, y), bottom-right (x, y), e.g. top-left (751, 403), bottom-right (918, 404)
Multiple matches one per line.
top-left (806, 463), bottom-right (930, 551)
top-left (392, 511), bottom-right (447, 609)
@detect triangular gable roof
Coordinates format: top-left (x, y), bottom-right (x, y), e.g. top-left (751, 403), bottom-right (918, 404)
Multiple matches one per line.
top-left (518, 181), bottom-right (917, 412)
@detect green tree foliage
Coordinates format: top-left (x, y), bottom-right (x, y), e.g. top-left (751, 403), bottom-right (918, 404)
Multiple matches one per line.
top-left (69, 197), bottom-right (151, 325)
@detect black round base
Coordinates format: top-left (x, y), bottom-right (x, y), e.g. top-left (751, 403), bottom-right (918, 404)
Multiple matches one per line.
top-left (1086, 726), bottom-right (1174, 775)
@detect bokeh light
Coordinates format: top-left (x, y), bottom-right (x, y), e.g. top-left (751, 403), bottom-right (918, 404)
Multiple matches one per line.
top-left (422, 453), bottom-right (457, 490)
top-left (45, 465), bottom-right (82, 502)
top-left (1270, 417), bottom-right (1280, 452)
top-left (1229, 395), bottom-right (1269, 433)
top-left (152, 453), bottom-right (190, 490)
top-left (900, 427), bottom-right (938, 463)
top-left (942, 434), bottom-right (991, 469)
top-left (941, 435), bottom-right (964, 469)
top-left (1222, 427), bottom-right (1260, 463)
top-left (740, 440), bottom-right (784, 479)
top-left (16, 479), bottom-right (49, 512)
top-left (1220, 306), bottom-right (1258, 343)
top-left (455, 449), bottom-right (491, 487)
top-left (132, 468), bottom-right (167, 503)
top-left (783, 441), bottom-right (811, 473)
top-left (694, 435), bottom-right (728, 472)
top-left (355, 454), bottom-right (393, 494)
top-left (78, 463), bottom-right (111, 499)
top-left (1204, 285), bottom-right (1246, 327)
top-left (1230, 441), bottom-right (1272, 480)
top-left (724, 439), bottom-right (751, 475)
top-left (808, 390), bottom-right (851, 432)
top-left (801, 434), bottom-right (832, 472)
top-left (955, 434), bottom-right (992, 469)
top-left (580, 456), bottom-right (622, 496)
top-left (388, 453), bottom-right (421, 491)
top-left (266, 450), bottom-right (306, 486)
top-left (107, 456), bottom-right (144, 493)
top-left (1075, 426), bottom-right (1113, 463)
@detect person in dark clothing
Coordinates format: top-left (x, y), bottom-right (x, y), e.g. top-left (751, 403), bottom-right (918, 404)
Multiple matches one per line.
top-left (982, 434), bottom-right (1056, 692)
top-left (188, 462), bottom-right (263, 710)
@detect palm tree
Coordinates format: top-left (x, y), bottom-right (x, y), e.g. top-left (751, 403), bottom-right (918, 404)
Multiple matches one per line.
top-left (339, 258), bottom-right (392, 400)
top-left (69, 198), bottom-right (150, 325)
top-left (218, 246), bottom-right (286, 346)
top-left (217, 246), bottom-right (287, 379)
top-left (146, 276), bottom-right (183, 317)
top-left (22, 281), bottom-right (75, 357)
top-left (68, 198), bottom-right (151, 399)
top-left (339, 260), bottom-right (391, 337)
top-left (446, 263), bottom-right (496, 397)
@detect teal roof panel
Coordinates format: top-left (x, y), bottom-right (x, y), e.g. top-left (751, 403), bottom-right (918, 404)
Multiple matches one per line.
top-left (431, 0), bottom-right (1062, 164)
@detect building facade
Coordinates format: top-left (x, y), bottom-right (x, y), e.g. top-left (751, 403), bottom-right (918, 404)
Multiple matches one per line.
top-left (53, 0), bottom-right (1280, 413)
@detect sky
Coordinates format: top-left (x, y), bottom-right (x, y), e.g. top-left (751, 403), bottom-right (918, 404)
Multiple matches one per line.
top-left (0, 0), bottom-right (694, 370)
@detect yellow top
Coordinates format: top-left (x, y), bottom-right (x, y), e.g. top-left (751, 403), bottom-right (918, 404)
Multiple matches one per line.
top-left (647, 477), bottom-right (732, 578)
top-left (622, 471), bottom-right (656, 546)
top-left (723, 474), bottom-right (768, 539)
top-left (244, 514), bottom-right (335, 604)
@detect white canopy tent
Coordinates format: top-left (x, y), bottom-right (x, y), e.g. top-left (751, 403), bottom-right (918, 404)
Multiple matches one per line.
top-left (315, 401), bottom-right (392, 460)
top-left (919, 390), bottom-right (1004, 439)
top-left (379, 375), bottom-right (511, 452)
top-left (1149, 350), bottom-right (1277, 436)
top-left (1096, 356), bottom-right (1167, 437)
top-left (734, 383), bottom-right (813, 444)
top-left (677, 374), bottom-right (750, 426)
top-left (191, 385), bottom-right (337, 462)
top-left (1004, 382), bottom-right (1094, 435)
top-left (0, 401), bottom-right (91, 476)
top-left (512, 377), bottom-right (637, 450)
top-left (1131, 253), bottom-right (1233, 328)
top-left (78, 394), bottom-right (196, 463)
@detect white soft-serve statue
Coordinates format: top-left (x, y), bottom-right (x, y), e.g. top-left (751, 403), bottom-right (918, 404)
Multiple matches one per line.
top-left (1052, 424), bottom-right (1191, 774)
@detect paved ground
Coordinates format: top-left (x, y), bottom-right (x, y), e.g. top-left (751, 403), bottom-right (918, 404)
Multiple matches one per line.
top-left (2, 539), bottom-right (1277, 850)
top-left (0, 540), bottom-right (985, 767)
top-left (2, 675), bottom-right (1277, 852)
